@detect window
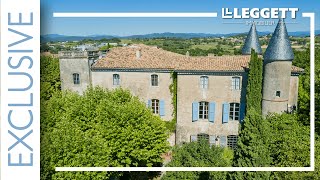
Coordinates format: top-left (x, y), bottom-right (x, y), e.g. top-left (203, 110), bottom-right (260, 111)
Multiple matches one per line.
top-left (199, 101), bottom-right (209, 119)
top-left (232, 77), bottom-right (240, 90)
top-left (151, 74), bottom-right (158, 86)
top-left (229, 103), bottom-right (240, 120)
top-left (276, 91), bottom-right (281, 97)
top-left (113, 74), bottom-right (120, 85)
top-left (197, 133), bottom-right (209, 143)
top-left (200, 76), bottom-right (208, 89)
top-left (73, 73), bottom-right (80, 84)
top-left (227, 135), bottom-right (238, 150)
top-left (151, 99), bottom-right (159, 114)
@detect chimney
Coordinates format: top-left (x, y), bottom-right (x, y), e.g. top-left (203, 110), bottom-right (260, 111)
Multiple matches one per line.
top-left (136, 50), bottom-right (141, 59)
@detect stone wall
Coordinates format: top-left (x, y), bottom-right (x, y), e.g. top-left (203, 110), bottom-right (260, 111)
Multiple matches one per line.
top-left (288, 75), bottom-right (299, 110)
top-left (91, 70), bottom-right (174, 121)
top-left (262, 61), bottom-right (292, 116)
top-left (175, 72), bottom-right (247, 145)
top-left (59, 51), bottom-right (91, 94)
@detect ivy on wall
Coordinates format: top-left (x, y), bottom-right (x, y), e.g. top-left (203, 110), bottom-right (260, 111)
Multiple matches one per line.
top-left (165, 71), bottom-right (177, 132)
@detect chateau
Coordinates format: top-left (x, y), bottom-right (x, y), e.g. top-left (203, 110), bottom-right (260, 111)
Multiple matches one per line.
top-left (59, 19), bottom-right (303, 148)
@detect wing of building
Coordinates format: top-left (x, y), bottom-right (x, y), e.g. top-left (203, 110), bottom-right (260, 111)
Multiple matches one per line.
top-left (58, 19), bottom-right (303, 148)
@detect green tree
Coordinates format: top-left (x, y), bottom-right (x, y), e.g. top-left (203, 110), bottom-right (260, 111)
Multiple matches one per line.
top-left (230, 49), bottom-right (270, 179)
top-left (40, 55), bottom-right (61, 101)
top-left (41, 87), bottom-right (170, 179)
top-left (162, 139), bottom-right (233, 180)
top-left (230, 109), bottom-right (272, 180)
top-left (246, 49), bottom-right (263, 114)
top-left (267, 113), bottom-right (310, 179)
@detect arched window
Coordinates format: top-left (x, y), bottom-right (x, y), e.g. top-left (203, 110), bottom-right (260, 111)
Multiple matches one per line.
top-left (113, 74), bottom-right (120, 85)
top-left (199, 101), bottom-right (209, 119)
top-left (73, 73), bottom-right (80, 84)
top-left (232, 77), bottom-right (240, 90)
top-left (151, 74), bottom-right (158, 86)
top-left (151, 99), bottom-right (159, 114)
top-left (229, 103), bottom-right (240, 120)
top-left (200, 76), bottom-right (208, 89)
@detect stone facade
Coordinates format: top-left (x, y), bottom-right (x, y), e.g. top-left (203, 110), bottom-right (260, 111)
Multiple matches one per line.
top-left (176, 72), bottom-right (247, 145)
top-left (59, 51), bottom-right (92, 94)
top-left (91, 70), bottom-right (174, 121)
top-left (262, 61), bottom-right (293, 116)
top-left (58, 20), bottom-right (303, 148)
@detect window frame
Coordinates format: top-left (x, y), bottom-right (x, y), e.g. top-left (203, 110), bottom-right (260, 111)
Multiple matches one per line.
top-left (73, 73), bottom-right (80, 84)
top-left (151, 99), bottom-right (160, 114)
top-left (232, 77), bottom-right (241, 90)
top-left (199, 101), bottom-right (209, 120)
top-left (200, 76), bottom-right (209, 89)
top-left (227, 135), bottom-right (238, 150)
top-left (151, 74), bottom-right (159, 87)
top-left (197, 133), bottom-right (209, 143)
top-left (229, 102), bottom-right (240, 121)
top-left (113, 74), bottom-right (120, 86)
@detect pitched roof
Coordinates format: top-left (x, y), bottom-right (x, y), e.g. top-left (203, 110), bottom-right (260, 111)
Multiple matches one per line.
top-left (264, 19), bottom-right (294, 61)
top-left (92, 44), bottom-right (303, 73)
top-left (242, 23), bottom-right (262, 55)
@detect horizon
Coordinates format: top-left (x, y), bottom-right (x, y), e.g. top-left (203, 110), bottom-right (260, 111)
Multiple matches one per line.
top-left (41, 0), bottom-right (319, 36)
top-left (42, 29), bottom-right (320, 37)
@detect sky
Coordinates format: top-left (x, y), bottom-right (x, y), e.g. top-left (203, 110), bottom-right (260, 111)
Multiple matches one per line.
top-left (41, 0), bottom-right (320, 36)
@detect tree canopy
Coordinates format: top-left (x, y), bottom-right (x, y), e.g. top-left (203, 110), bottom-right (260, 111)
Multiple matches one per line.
top-left (162, 139), bottom-right (233, 180)
top-left (41, 87), bottom-right (170, 179)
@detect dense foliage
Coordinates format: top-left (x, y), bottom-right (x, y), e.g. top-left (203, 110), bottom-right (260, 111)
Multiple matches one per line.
top-left (41, 87), bottom-right (170, 179)
top-left (40, 55), bottom-right (61, 101)
top-left (231, 109), bottom-right (271, 180)
top-left (245, 50), bottom-right (263, 114)
top-left (162, 139), bottom-right (233, 180)
top-left (293, 48), bottom-right (320, 133)
top-left (267, 113), bottom-right (310, 179)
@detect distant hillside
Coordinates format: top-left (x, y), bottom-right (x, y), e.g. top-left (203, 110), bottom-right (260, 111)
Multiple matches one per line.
top-left (41, 30), bottom-right (320, 42)
top-left (41, 34), bottom-right (117, 43)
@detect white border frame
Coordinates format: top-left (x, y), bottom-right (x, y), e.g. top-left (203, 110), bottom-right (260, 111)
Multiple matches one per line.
top-left (55, 12), bottom-right (315, 172)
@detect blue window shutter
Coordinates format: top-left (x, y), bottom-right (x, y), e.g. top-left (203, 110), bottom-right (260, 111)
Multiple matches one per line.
top-left (148, 99), bottom-right (151, 108)
top-left (159, 100), bottom-right (165, 116)
top-left (190, 135), bottom-right (197, 142)
top-left (209, 102), bottom-right (215, 122)
top-left (220, 136), bottom-right (227, 147)
top-left (209, 135), bottom-right (216, 146)
top-left (192, 102), bottom-right (199, 122)
top-left (222, 103), bottom-right (229, 123)
top-left (240, 103), bottom-right (246, 122)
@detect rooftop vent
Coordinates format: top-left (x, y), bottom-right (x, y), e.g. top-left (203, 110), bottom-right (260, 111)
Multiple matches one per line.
top-left (136, 50), bottom-right (141, 59)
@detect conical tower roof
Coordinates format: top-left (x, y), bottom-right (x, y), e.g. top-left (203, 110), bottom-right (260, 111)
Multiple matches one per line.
top-left (242, 23), bottom-right (262, 55)
top-left (264, 19), bottom-right (294, 61)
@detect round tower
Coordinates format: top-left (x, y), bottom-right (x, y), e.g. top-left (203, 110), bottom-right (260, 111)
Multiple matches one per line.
top-left (262, 19), bottom-right (294, 116)
top-left (242, 23), bottom-right (262, 55)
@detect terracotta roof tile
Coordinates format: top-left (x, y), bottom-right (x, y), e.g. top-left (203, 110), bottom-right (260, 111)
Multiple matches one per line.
top-left (92, 44), bottom-right (303, 73)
